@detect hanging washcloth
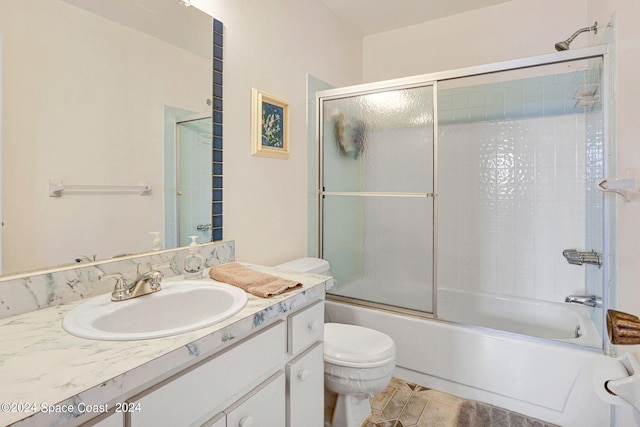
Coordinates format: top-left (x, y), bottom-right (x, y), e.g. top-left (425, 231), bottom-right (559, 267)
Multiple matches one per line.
top-left (209, 262), bottom-right (302, 298)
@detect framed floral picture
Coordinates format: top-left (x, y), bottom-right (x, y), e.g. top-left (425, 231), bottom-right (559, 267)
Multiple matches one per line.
top-left (251, 88), bottom-right (289, 159)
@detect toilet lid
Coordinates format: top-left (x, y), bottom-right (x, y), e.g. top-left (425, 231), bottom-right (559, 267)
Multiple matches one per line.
top-left (324, 323), bottom-right (396, 368)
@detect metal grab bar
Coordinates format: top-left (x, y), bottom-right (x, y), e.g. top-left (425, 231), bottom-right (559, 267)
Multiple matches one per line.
top-left (562, 249), bottom-right (602, 268)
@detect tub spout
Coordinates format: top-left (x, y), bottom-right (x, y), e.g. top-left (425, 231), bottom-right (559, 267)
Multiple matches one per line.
top-left (565, 294), bottom-right (602, 307)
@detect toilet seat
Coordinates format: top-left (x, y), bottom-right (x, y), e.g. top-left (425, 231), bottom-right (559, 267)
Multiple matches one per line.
top-left (324, 323), bottom-right (396, 368)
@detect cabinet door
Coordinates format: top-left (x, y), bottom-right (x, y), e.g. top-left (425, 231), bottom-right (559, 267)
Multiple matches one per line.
top-left (225, 372), bottom-right (285, 427)
top-left (286, 342), bottom-right (324, 427)
top-left (128, 321), bottom-right (285, 426)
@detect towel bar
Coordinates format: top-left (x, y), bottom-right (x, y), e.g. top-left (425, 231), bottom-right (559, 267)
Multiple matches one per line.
top-left (49, 179), bottom-right (151, 197)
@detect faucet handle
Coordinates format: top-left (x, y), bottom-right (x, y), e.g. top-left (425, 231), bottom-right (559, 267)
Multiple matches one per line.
top-left (144, 270), bottom-right (164, 290)
top-left (99, 273), bottom-right (129, 301)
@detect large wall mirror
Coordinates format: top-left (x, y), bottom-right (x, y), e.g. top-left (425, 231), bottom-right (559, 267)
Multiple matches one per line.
top-left (0, 0), bottom-right (215, 276)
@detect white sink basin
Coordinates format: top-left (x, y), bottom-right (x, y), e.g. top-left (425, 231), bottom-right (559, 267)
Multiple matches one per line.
top-left (62, 279), bottom-right (248, 340)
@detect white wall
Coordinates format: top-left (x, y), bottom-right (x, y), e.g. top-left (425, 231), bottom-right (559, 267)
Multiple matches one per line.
top-left (362, 0), bottom-right (589, 83)
top-left (192, 0), bottom-right (363, 266)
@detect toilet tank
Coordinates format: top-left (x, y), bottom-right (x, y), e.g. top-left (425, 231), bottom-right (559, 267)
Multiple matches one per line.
top-left (275, 257), bottom-right (331, 275)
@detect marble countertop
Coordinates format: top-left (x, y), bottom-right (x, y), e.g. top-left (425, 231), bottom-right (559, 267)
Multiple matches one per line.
top-left (0, 264), bottom-right (330, 426)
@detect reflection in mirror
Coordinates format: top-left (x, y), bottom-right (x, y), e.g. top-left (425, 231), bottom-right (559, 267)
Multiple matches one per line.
top-left (164, 111), bottom-right (213, 248)
top-left (0, 0), bottom-right (214, 275)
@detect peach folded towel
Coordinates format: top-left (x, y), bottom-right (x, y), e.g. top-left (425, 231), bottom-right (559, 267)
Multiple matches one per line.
top-left (209, 262), bottom-right (302, 298)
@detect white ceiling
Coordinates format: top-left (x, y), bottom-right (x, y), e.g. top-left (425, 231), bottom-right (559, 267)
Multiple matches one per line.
top-left (320, 0), bottom-right (513, 36)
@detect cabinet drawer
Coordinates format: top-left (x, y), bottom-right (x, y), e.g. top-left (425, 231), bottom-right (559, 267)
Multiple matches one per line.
top-left (288, 301), bottom-right (324, 355)
top-left (128, 321), bottom-right (285, 426)
top-left (286, 342), bottom-right (324, 427)
top-left (225, 371), bottom-right (285, 427)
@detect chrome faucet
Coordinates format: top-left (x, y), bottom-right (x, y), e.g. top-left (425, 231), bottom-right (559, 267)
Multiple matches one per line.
top-left (565, 294), bottom-right (602, 307)
top-left (562, 249), bottom-right (602, 268)
top-left (100, 265), bottom-right (164, 302)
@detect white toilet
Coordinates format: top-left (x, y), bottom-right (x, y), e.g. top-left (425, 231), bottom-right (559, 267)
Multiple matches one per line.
top-left (276, 257), bottom-right (397, 427)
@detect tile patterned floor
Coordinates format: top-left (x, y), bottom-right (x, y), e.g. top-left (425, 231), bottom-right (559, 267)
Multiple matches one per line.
top-left (361, 378), bottom-right (559, 427)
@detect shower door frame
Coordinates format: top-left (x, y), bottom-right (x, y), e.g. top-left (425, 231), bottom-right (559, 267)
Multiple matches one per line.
top-left (317, 45), bottom-right (612, 342)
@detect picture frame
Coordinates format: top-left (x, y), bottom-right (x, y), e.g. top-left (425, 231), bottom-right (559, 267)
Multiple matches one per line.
top-left (251, 88), bottom-right (289, 159)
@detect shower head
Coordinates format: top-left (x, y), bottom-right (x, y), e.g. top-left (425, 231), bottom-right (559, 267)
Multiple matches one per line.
top-left (555, 22), bottom-right (598, 51)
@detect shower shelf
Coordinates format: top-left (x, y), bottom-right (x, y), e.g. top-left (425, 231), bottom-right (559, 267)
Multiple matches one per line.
top-left (572, 64), bottom-right (601, 110)
top-left (596, 169), bottom-right (640, 202)
top-left (49, 179), bottom-right (152, 197)
top-left (573, 83), bottom-right (600, 108)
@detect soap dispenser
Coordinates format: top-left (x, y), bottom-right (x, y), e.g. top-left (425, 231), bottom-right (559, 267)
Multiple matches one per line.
top-left (149, 231), bottom-right (162, 251)
top-left (184, 235), bottom-right (204, 279)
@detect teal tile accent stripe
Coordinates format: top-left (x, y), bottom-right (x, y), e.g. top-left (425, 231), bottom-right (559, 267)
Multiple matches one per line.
top-left (212, 19), bottom-right (223, 241)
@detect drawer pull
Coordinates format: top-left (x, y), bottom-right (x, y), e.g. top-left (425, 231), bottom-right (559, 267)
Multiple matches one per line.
top-left (239, 416), bottom-right (254, 427)
top-left (308, 321), bottom-right (318, 332)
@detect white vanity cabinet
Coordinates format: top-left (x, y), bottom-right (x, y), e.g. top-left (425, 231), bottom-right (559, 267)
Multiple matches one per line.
top-left (286, 342), bottom-right (323, 427)
top-left (82, 300), bottom-right (325, 427)
top-left (127, 321), bottom-right (287, 426)
top-left (286, 301), bottom-right (324, 427)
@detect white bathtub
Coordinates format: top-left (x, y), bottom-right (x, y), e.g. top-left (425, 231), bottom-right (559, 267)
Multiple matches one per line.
top-left (325, 298), bottom-right (613, 427)
top-left (329, 279), bottom-right (603, 348)
top-left (437, 287), bottom-right (602, 348)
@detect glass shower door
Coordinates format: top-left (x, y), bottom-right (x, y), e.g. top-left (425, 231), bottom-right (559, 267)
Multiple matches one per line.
top-left (320, 85), bottom-right (435, 314)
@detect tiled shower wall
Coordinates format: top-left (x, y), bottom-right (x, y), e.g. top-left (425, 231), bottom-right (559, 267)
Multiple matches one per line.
top-left (438, 114), bottom-right (587, 302)
top-left (437, 68), bottom-right (603, 304)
